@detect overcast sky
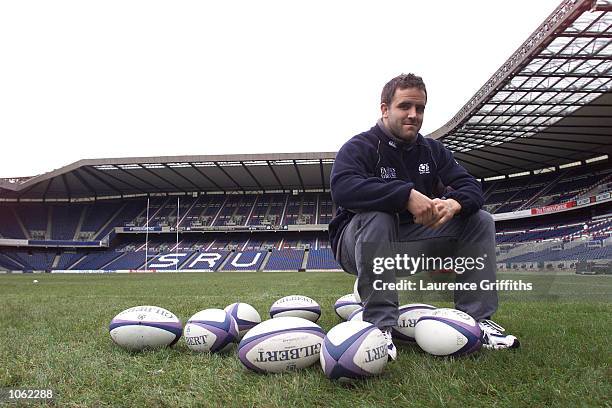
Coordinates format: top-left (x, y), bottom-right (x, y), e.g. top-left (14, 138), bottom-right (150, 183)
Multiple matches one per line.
top-left (0, 0), bottom-right (562, 179)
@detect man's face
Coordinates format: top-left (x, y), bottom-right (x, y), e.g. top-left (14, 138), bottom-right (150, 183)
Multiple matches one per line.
top-left (381, 87), bottom-right (426, 143)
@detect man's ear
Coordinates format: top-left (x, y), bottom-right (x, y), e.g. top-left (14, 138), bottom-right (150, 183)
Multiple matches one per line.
top-left (381, 103), bottom-right (389, 118)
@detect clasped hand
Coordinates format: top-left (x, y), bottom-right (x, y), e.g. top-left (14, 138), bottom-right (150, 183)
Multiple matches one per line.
top-left (406, 189), bottom-right (461, 229)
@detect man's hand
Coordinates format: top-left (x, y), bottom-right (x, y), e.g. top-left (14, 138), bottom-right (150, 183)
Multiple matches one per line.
top-left (429, 198), bottom-right (462, 229)
top-left (407, 189), bottom-right (439, 226)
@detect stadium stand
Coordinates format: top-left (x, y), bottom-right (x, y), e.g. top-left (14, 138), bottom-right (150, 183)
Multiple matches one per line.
top-left (0, 205), bottom-right (26, 239)
top-left (0, 178), bottom-right (610, 272)
top-left (264, 249), bottom-right (305, 271)
top-left (75, 251), bottom-right (123, 270)
top-left (1, 162), bottom-right (609, 244)
top-left (56, 252), bottom-right (87, 270)
top-left (0, 252), bottom-right (25, 270)
top-left (51, 205), bottom-right (82, 240)
top-left (306, 248), bottom-right (341, 270)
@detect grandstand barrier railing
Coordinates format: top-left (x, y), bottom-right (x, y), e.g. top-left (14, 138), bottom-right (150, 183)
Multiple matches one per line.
top-left (0, 238), bottom-right (105, 248)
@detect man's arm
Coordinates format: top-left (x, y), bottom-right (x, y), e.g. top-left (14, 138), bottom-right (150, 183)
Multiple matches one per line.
top-left (432, 141), bottom-right (484, 216)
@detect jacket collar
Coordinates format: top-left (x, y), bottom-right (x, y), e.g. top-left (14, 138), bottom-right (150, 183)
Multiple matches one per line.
top-left (375, 119), bottom-right (426, 150)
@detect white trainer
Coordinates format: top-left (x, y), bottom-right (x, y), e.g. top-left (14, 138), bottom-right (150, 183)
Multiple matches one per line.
top-left (382, 329), bottom-right (397, 361)
top-left (479, 319), bottom-right (520, 350)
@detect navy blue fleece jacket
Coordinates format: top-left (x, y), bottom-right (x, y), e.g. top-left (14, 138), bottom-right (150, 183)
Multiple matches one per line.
top-left (329, 123), bottom-right (484, 256)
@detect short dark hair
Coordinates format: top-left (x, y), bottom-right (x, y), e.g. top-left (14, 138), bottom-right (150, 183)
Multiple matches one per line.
top-left (380, 73), bottom-right (427, 105)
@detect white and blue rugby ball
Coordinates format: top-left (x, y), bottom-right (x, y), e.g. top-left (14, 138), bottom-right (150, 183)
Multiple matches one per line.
top-left (183, 308), bottom-right (239, 353)
top-left (392, 303), bottom-right (437, 342)
top-left (347, 306), bottom-right (364, 322)
top-left (414, 308), bottom-right (482, 356)
top-left (269, 295), bottom-right (321, 322)
top-left (320, 321), bottom-right (388, 381)
top-left (224, 302), bottom-right (261, 339)
top-left (109, 305), bottom-right (182, 351)
top-left (238, 316), bottom-right (325, 373)
top-left (334, 294), bottom-right (362, 320)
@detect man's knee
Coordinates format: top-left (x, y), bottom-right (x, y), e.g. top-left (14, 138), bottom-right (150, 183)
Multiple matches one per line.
top-left (468, 210), bottom-right (495, 234)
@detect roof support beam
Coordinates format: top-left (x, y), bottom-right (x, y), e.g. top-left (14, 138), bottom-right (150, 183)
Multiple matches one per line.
top-left (61, 174), bottom-right (71, 201)
top-left (16, 181), bottom-right (44, 200)
top-left (189, 164), bottom-right (223, 191)
top-left (137, 166), bottom-right (185, 193)
top-left (41, 178), bottom-right (53, 202)
top-left (214, 162), bottom-right (242, 192)
top-left (266, 161), bottom-right (285, 191)
top-left (72, 169), bottom-right (98, 198)
top-left (293, 160), bottom-right (305, 192)
top-left (319, 159), bottom-right (326, 192)
top-left (163, 165), bottom-right (201, 192)
top-left (114, 167), bottom-right (165, 193)
top-left (85, 167), bottom-right (142, 194)
top-left (240, 162), bottom-right (265, 192)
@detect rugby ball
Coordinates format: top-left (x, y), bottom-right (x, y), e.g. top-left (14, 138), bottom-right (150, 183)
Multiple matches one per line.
top-left (183, 308), bottom-right (239, 353)
top-left (414, 308), bottom-right (482, 356)
top-left (238, 316), bottom-right (325, 373)
top-left (334, 294), bottom-right (362, 320)
top-left (347, 306), bottom-right (363, 322)
top-left (109, 305), bottom-right (182, 351)
top-left (320, 321), bottom-right (388, 381)
top-left (392, 303), bottom-right (437, 342)
top-left (269, 295), bottom-right (321, 322)
top-left (224, 302), bottom-right (261, 339)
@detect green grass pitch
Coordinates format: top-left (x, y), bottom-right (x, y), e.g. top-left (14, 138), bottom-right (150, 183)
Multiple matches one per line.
top-left (1, 272), bottom-right (610, 407)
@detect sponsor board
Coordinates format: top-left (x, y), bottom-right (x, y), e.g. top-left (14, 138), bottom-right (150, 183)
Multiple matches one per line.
top-left (531, 201), bottom-right (576, 215)
top-left (51, 270), bottom-right (116, 274)
top-left (122, 226), bottom-right (162, 232)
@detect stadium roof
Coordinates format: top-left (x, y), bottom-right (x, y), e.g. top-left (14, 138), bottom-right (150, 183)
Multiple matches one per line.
top-left (0, 153), bottom-right (337, 200)
top-left (430, 0), bottom-right (612, 178)
top-left (1, 0), bottom-right (611, 200)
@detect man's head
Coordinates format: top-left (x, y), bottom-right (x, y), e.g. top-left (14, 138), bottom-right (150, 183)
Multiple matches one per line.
top-left (380, 73), bottom-right (427, 143)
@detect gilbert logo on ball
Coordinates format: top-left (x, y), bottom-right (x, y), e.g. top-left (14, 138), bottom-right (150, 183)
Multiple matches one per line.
top-left (392, 303), bottom-right (437, 342)
top-left (109, 305), bottom-right (182, 351)
top-left (414, 308), bottom-right (482, 356)
top-left (184, 308), bottom-right (239, 353)
top-left (269, 295), bottom-right (321, 322)
top-left (320, 321), bottom-right (388, 381)
top-left (224, 302), bottom-right (261, 340)
top-left (238, 316), bottom-right (325, 373)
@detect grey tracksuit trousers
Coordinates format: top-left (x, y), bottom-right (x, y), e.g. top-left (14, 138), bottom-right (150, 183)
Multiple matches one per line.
top-left (336, 210), bottom-right (498, 328)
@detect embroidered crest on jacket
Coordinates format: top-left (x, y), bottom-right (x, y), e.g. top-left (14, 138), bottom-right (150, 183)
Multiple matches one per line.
top-left (380, 167), bottom-right (397, 179)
